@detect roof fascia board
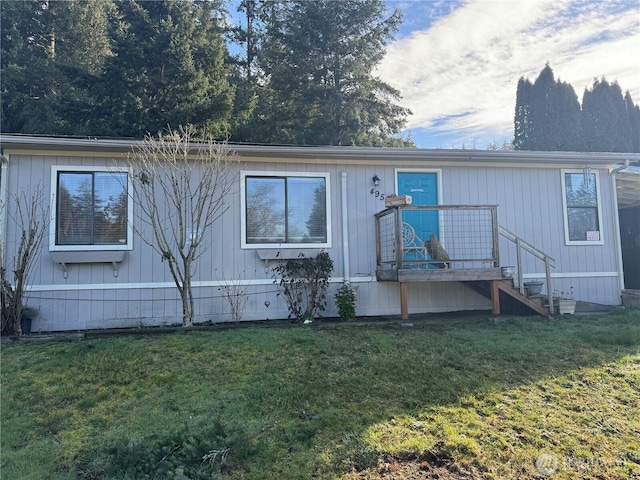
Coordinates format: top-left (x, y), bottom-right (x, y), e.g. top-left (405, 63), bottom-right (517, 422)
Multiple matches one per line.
top-left (1, 134), bottom-right (639, 167)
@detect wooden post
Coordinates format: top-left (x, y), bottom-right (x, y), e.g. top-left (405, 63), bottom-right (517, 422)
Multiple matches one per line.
top-left (516, 238), bottom-right (524, 295)
top-left (394, 208), bottom-right (403, 269)
top-left (491, 206), bottom-right (500, 267)
top-left (491, 280), bottom-right (501, 315)
top-left (545, 258), bottom-right (553, 317)
top-left (374, 214), bottom-right (381, 269)
top-left (400, 282), bottom-right (409, 320)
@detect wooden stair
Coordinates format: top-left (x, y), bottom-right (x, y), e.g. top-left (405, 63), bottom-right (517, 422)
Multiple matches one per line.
top-left (468, 279), bottom-right (551, 317)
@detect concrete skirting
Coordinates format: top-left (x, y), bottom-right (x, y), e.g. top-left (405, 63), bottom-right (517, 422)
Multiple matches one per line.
top-left (622, 290), bottom-right (640, 309)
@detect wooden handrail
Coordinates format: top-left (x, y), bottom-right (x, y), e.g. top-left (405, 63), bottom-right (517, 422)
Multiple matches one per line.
top-left (499, 225), bottom-right (555, 314)
top-left (498, 226), bottom-right (556, 267)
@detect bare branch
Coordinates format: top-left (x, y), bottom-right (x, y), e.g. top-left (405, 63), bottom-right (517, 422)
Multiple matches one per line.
top-left (1, 184), bottom-right (49, 335)
top-left (125, 126), bottom-right (238, 326)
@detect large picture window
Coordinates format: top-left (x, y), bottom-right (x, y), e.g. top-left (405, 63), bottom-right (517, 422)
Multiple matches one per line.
top-left (561, 169), bottom-right (603, 245)
top-left (241, 171), bottom-right (331, 248)
top-left (50, 166), bottom-right (132, 251)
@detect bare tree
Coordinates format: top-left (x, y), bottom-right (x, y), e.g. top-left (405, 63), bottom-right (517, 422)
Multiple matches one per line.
top-left (127, 127), bottom-right (237, 326)
top-left (1, 185), bottom-right (49, 335)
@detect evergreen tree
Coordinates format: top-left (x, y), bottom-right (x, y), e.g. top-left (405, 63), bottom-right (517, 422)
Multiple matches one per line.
top-left (581, 79), bottom-right (632, 152)
top-left (91, 0), bottom-right (234, 138)
top-left (1, 0), bottom-right (113, 134)
top-left (513, 76), bottom-right (532, 150)
top-left (513, 65), bottom-right (638, 152)
top-left (522, 64), bottom-right (581, 151)
top-left (527, 64), bottom-right (557, 150)
top-left (229, 0), bottom-right (263, 83)
top-left (556, 81), bottom-right (583, 151)
top-left (625, 91), bottom-right (640, 153)
top-left (249, 0), bottom-right (411, 146)
top-left (226, 0), bottom-right (266, 142)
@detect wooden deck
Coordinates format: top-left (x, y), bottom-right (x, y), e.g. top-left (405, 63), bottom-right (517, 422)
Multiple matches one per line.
top-left (374, 205), bottom-right (556, 319)
top-left (378, 268), bottom-right (549, 319)
top-left (377, 267), bottom-right (503, 283)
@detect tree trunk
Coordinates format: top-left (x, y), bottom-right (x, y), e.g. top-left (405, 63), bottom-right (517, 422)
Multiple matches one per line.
top-left (179, 283), bottom-right (193, 327)
top-left (181, 261), bottom-right (194, 327)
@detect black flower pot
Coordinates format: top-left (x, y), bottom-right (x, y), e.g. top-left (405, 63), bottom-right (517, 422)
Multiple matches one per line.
top-left (20, 315), bottom-right (32, 335)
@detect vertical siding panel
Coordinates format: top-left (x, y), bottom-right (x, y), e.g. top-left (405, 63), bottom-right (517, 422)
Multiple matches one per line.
top-left (90, 289), bottom-right (103, 328)
top-left (8, 148), bottom-right (626, 330)
top-left (104, 288), bottom-right (116, 322)
top-left (66, 290), bottom-right (81, 329)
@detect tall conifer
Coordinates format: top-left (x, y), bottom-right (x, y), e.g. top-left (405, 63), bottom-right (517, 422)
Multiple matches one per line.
top-left (251, 0), bottom-right (411, 146)
top-left (582, 79), bottom-right (632, 152)
top-left (625, 91), bottom-right (640, 153)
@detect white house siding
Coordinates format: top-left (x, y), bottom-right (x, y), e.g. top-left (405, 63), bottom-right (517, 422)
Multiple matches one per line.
top-left (2, 140), bottom-right (633, 332)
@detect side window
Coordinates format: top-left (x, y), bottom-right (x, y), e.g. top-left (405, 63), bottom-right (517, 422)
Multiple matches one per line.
top-left (561, 169), bottom-right (603, 245)
top-left (50, 166), bottom-right (132, 251)
top-left (241, 171), bottom-right (331, 248)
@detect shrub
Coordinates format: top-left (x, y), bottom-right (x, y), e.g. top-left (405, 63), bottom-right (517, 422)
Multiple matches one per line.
top-left (334, 283), bottom-right (356, 321)
top-left (76, 418), bottom-right (246, 480)
top-left (218, 281), bottom-right (249, 324)
top-left (272, 252), bottom-right (333, 322)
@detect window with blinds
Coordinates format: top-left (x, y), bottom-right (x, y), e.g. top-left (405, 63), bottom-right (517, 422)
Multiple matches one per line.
top-left (55, 170), bottom-right (129, 247)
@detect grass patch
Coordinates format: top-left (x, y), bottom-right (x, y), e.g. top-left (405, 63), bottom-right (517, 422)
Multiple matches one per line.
top-left (1, 311), bottom-right (639, 479)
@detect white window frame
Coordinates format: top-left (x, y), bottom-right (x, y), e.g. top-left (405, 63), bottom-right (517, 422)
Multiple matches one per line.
top-left (560, 168), bottom-right (604, 246)
top-left (49, 165), bottom-right (134, 252)
top-left (240, 170), bottom-right (332, 249)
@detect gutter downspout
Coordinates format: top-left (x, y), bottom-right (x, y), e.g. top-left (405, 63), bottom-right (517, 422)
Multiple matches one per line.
top-left (0, 153), bottom-right (9, 264)
top-left (340, 171), bottom-right (350, 282)
top-left (610, 160), bottom-right (630, 293)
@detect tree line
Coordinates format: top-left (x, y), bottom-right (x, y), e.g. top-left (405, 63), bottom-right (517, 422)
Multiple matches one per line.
top-left (514, 64), bottom-right (640, 152)
top-left (1, 0), bottom-right (412, 147)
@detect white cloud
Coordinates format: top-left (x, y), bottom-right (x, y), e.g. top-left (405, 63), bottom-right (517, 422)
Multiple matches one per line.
top-left (378, 0), bottom-right (640, 147)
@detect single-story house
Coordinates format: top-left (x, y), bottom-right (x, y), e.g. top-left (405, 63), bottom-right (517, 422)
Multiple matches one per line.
top-left (1, 134), bottom-right (639, 331)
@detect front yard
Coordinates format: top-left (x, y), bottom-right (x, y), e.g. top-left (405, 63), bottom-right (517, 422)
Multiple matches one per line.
top-left (1, 311), bottom-right (639, 479)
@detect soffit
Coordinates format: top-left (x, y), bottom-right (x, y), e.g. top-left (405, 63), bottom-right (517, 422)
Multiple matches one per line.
top-left (617, 168), bottom-right (640, 209)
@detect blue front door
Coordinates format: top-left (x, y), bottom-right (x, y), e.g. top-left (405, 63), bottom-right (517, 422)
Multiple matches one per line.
top-left (397, 172), bottom-right (439, 262)
top-left (398, 172), bottom-right (440, 268)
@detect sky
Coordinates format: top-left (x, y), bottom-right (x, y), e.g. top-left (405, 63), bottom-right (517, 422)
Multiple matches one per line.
top-left (377, 0), bottom-right (640, 149)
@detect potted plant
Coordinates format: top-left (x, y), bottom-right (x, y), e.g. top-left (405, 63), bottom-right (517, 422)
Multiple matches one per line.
top-left (524, 280), bottom-right (544, 296)
top-left (554, 288), bottom-right (576, 315)
top-left (20, 306), bottom-right (38, 335)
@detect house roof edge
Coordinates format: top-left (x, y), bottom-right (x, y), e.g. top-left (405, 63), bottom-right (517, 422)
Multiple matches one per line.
top-left (1, 133), bottom-right (639, 166)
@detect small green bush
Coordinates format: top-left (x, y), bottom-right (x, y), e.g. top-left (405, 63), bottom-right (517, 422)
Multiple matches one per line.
top-left (76, 418), bottom-right (246, 480)
top-left (334, 282), bottom-right (356, 321)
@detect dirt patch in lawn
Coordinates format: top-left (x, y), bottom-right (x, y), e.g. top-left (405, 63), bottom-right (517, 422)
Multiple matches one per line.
top-left (343, 455), bottom-right (483, 480)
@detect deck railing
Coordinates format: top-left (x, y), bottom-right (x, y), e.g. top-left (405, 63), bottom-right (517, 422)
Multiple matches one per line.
top-left (374, 205), bottom-right (500, 270)
top-left (498, 226), bottom-right (556, 312)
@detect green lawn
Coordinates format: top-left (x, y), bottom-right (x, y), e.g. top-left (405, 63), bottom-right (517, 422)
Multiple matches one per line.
top-left (1, 311), bottom-right (639, 480)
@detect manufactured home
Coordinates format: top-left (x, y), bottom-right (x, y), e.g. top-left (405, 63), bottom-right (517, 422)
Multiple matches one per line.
top-left (1, 134), bottom-right (638, 332)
